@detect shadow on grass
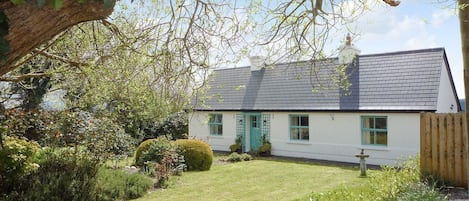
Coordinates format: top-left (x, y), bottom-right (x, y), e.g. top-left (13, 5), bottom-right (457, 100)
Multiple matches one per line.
top-left (214, 151), bottom-right (381, 172)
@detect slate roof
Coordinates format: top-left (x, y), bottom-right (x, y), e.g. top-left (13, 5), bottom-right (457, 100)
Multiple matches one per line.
top-left (192, 48), bottom-right (458, 112)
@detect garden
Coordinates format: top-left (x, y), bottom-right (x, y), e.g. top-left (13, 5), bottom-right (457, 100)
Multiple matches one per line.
top-left (0, 2), bottom-right (458, 201)
top-left (133, 153), bottom-right (448, 201)
top-left (0, 108), bottom-right (451, 201)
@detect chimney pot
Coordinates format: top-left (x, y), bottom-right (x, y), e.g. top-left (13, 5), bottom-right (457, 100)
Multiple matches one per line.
top-left (338, 34), bottom-right (360, 64)
top-left (249, 56), bottom-right (265, 71)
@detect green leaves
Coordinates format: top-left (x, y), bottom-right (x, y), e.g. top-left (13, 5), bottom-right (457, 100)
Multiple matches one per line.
top-left (9, 0), bottom-right (26, 5)
top-left (103, 0), bottom-right (113, 9)
top-left (52, 0), bottom-right (63, 9)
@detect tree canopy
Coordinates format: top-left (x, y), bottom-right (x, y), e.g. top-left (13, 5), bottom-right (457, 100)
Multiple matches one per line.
top-left (0, 0), bottom-right (403, 78)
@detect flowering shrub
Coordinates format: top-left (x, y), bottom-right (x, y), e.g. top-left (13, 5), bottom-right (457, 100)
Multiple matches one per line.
top-left (0, 135), bottom-right (40, 193)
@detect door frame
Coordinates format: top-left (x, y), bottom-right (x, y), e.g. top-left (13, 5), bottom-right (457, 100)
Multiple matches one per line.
top-left (247, 113), bottom-right (262, 151)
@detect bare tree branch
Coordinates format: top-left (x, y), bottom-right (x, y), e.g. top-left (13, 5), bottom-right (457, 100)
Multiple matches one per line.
top-left (0, 73), bottom-right (49, 82)
top-left (32, 50), bottom-right (86, 68)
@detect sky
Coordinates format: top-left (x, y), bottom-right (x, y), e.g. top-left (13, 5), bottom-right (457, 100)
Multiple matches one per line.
top-left (346, 0), bottom-right (463, 97)
top-left (229, 0), bottom-right (464, 98)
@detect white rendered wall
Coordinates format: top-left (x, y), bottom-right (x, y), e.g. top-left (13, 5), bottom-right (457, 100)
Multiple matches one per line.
top-left (269, 112), bottom-right (420, 165)
top-left (188, 111), bottom-right (238, 151)
top-left (436, 61), bottom-right (459, 113)
top-left (189, 111), bottom-right (421, 165)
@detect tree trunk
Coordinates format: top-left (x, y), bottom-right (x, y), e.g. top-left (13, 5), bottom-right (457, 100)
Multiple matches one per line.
top-left (0, 0), bottom-right (115, 76)
top-left (458, 0), bottom-right (469, 191)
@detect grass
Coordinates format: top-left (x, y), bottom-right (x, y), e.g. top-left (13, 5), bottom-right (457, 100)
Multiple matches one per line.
top-left (133, 154), bottom-right (373, 201)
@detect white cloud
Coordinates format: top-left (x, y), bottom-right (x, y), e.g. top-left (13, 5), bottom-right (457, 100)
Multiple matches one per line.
top-left (432, 8), bottom-right (455, 28)
top-left (346, 5), bottom-right (438, 54)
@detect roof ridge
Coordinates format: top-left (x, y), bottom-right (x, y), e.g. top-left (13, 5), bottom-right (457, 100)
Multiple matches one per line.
top-left (213, 47), bottom-right (446, 71)
top-left (359, 47), bottom-right (445, 58)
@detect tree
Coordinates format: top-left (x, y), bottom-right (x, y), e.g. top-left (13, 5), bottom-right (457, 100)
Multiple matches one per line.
top-left (41, 3), bottom-right (221, 138)
top-left (9, 56), bottom-right (53, 110)
top-left (0, 0), bottom-right (404, 133)
top-left (0, 0), bottom-right (404, 78)
top-left (0, 0), bottom-right (115, 75)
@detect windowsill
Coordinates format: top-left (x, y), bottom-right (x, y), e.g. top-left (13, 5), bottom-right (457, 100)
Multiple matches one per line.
top-left (358, 145), bottom-right (389, 151)
top-left (209, 135), bottom-right (224, 139)
top-left (287, 140), bottom-right (312, 145)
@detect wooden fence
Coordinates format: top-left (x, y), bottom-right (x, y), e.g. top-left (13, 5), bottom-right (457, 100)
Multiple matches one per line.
top-left (420, 112), bottom-right (468, 187)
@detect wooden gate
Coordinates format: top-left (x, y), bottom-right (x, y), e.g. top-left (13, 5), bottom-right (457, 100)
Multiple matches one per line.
top-left (420, 112), bottom-right (468, 187)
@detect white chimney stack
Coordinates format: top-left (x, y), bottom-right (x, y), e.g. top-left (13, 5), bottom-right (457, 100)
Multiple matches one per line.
top-left (338, 34), bottom-right (360, 64)
top-left (249, 56), bottom-right (265, 71)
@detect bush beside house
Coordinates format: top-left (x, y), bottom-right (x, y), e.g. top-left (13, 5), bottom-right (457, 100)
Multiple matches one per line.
top-left (175, 139), bottom-right (213, 171)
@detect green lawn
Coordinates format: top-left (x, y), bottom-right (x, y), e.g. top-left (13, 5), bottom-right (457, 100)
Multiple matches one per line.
top-left (134, 156), bottom-right (373, 201)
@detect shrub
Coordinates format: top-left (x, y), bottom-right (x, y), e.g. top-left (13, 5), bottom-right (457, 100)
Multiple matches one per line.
top-left (397, 183), bottom-right (446, 201)
top-left (135, 136), bottom-right (176, 167)
top-left (153, 112), bottom-right (188, 140)
top-left (227, 153), bottom-right (252, 162)
top-left (227, 152), bottom-right (243, 162)
top-left (95, 167), bottom-right (153, 201)
top-left (1, 109), bottom-right (135, 161)
top-left (229, 143), bottom-right (241, 153)
top-left (1, 109), bottom-right (56, 144)
top-left (241, 153), bottom-right (253, 161)
top-left (259, 143), bottom-right (271, 153)
top-left (175, 139), bottom-right (213, 171)
top-left (135, 138), bottom-right (157, 166)
top-left (83, 114), bottom-right (136, 160)
top-left (0, 136), bottom-right (40, 195)
top-left (4, 147), bottom-right (102, 201)
top-left (310, 156), bottom-right (446, 201)
top-left (144, 158), bottom-right (173, 188)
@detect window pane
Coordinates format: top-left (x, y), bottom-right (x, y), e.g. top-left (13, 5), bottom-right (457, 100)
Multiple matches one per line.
top-left (209, 114), bottom-right (223, 135)
top-left (291, 116), bottom-right (299, 126)
top-left (375, 117), bottom-right (387, 129)
top-left (376, 131), bottom-right (387, 145)
top-left (361, 116), bottom-right (387, 146)
top-left (216, 114), bottom-right (222, 123)
top-left (291, 128), bottom-right (299, 140)
top-left (362, 131), bottom-right (373, 144)
top-left (209, 115), bottom-right (215, 123)
top-left (210, 125), bottom-right (217, 135)
top-left (252, 116), bottom-right (258, 128)
top-left (300, 116), bottom-right (309, 126)
top-left (301, 128), bottom-right (309, 140)
top-left (363, 117), bottom-right (374, 129)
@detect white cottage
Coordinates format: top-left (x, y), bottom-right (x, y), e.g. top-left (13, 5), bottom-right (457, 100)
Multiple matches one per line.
top-left (188, 44), bottom-right (460, 165)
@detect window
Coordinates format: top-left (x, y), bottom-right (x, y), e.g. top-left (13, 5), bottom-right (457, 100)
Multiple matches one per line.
top-left (290, 115), bottom-right (309, 141)
top-left (208, 114), bottom-right (223, 136)
top-left (362, 116), bottom-right (387, 146)
top-left (251, 115), bottom-right (259, 128)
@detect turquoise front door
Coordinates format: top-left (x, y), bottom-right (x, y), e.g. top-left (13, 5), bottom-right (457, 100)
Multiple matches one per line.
top-left (250, 114), bottom-right (262, 151)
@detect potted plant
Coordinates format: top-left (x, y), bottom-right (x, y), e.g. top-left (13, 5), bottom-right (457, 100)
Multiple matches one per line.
top-left (258, 135), bottom-right (271, 156)
top-left (229, 135), bottom-right (242, 154)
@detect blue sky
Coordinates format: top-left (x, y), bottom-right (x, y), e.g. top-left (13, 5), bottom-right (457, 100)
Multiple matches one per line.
top-left (348, 0), bottom-right (463, 97)
top-left (229, 0), bottom-right (464, 98)
top-left (117, 1), bottom-right (464, 98)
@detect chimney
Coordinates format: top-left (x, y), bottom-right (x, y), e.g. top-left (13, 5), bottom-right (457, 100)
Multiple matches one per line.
top-left (338, 34), bottom-right (360, 64)
top-left (249, 56), bottom-right (265, 71)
